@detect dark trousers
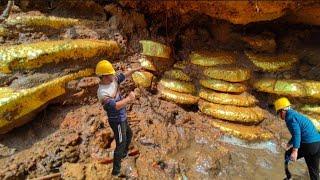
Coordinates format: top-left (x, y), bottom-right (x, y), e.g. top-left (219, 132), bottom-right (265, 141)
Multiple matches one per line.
top-left (109, 120), bottom-right (133, 174)
top-left (285, 142), bottom-right (320, 180)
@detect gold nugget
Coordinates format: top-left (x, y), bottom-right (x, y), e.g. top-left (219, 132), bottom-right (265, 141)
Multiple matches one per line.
top-left (200, 78), bottom-right (246, 93)
top-left (245, 51), bottom-right (298, 72)
top-left (163, 69), bottom-right (191, 82)
top-left (139, 40), bottom-right (171, 59)
top-left (158, 86), bottom-right (199, 104)
top-left (199, 88), bottom-right (257, 106)
top-left (0, 69), bottom-right (94, 134)
top-left (132, 71), bottom-right (154, 88)
top-left (204, 65), bottom-right (251, 82)
top-left (159, 78), bottom-right (196, 94)
top-left (0, 39), bottom-right (120, 73)
top-left (198, 100), bottom-right (265, 123)
top-left (190, 50), bottom-right (236, 67)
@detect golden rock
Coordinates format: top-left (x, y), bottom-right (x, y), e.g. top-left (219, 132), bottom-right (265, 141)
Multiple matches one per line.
top-left (299, 104), bottom-right (320, 114)
top-left (139, 40), bottom-right (171, 59)
top-left (203, 65), bottom-right (251, 82)
top-left (241, 35), bottom-right (276, 53)
top-left (199, 88), bottom-right (257, 107)
top-left (163, 69), bottom-right (191, 82)
top-left (158, 86), bottom-right (199, 105)
top-left (209, 120), bottom-right (273, 141)
top-left (198, 100), bottom-right (265, 123)
top-left (139, 57), bottom-right (157, 71)
top-left (253, 78), bottom-right (320, 99)
top-left (200, 78), bottom-right (246, 93)
top-left (0, 25), bottom-right (9, 37)
top-left (6, 15), bottom-right (79, 29)
top-left (0, 69), bottom-right (94, 134)
top-left (132, 71), bottom-right (154, 88)
top-left (173, 61), bottom-right (188, 70)
top-left (190, 50), bottom-right (236, 67)
top-left (0, 39), bottom-right (120, 73)
top-left (245, 51), bottom-right (298, 72)
top-left (159, 78), bottom-right (196, 94)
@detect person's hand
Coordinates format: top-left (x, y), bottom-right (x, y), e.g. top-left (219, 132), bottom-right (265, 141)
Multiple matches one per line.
top-left (134, 66), bottom-right (142, 72)
top-left (127, 91), bottom-right (136, 101)
top-left (281, 142), bottom-right (292, 150)
top-left (290, 149), bottom-right (298, 161)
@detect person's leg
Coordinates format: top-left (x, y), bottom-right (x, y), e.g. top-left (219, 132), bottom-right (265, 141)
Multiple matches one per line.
top-left (305, 156), bottom-right (319, 180)
top-left (124, 121), bottom-right (133, 156)
top-left (304, 142), bottom-right (320, 180)
top-left (109, 121), bottom-right (127, 175)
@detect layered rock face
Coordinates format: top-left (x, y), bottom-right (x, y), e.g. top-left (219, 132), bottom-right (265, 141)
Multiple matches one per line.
top-left (121, 0), bottom-right (320, 25)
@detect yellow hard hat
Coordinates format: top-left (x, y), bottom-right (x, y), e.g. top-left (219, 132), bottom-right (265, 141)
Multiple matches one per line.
top-left (95, 60), bottom-right (115, 76)
top-left (274, 97), bottom-right (291, 112)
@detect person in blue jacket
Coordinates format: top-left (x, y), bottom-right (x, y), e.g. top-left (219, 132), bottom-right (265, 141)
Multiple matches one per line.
top-left (274, 97), bottom-right (320, 180)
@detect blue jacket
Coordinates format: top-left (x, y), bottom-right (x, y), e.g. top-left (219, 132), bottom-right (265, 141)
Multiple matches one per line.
top-left (285, 109), bottom-right (320, 148)
top-left (103, 73), bottom-right (127, 122)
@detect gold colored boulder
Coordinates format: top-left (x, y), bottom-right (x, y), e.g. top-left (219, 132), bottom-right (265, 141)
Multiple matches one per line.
top-left (299, 105), bottom-right (320, 114)
top-left (203, 66), bottom-right (251, 82)
top-left (209, 120), bottom-right (273, 141)
top-left (253, 78), bottom-right (320, 99)
top-left (0, 69), bottom-right (94, 134)
top-left (190, 50), bottom-right (236, 67)
top-left (139, 40), bottom-right (171, 59)
top-left (158, 86), bottom-right (199, 105)
top-left (0, 26), bottom-right (8, 37)
top-left (159, 78), bottom-right (196, 94)
top-left (200, 78), bottom-right (246, 93)
top-left (0, 87), bottom-right (14, 97)
top-left (163, 69), bottom-right (191, 82)
top-left (241, 35), bottom-right (276, 53)
top-left (199, 88), bottom-right (257, 107)
top-left (245, 51), bottom-right (298, 72)
top-left (198, 100), bottom-right (265, 123)
top-left (0, 39), bottom-right (120, 73)
top-left (139, 57), bottom-right (157, 71)
top-left (6, 15), bottom-right (79, 29)
top-left (173, 61), bottom-right (188, 70)
top-left (132, 71), bottom-right (154, 88)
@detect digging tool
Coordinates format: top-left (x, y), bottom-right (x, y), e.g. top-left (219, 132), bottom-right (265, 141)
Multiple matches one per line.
top-left (284, 155), bottom-right (292, 180)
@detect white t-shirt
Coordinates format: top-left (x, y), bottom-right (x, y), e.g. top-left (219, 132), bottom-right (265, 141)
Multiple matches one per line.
top-left (97, 80), bottom-right (118, 103)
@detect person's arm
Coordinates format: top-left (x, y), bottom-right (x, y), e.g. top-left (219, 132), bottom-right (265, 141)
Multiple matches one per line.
top-left (124, 67), bottom-right (142, 78)
top-left (103, 92), bottom-right (135, 111)
top-left (288, 117), bottom-right (301, 149)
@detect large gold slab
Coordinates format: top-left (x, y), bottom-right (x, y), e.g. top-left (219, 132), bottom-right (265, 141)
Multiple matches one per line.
top-left (200, 78), bottom-right (246, 93)
top-left (245, 51), bottom-right (298, 72)
top-left (209, 120), bottom-right (273, 141)
top-left (253, 78), bottom-right (320, 99)
top-left (199, 88), bottom-right (257, 107)
top-left (0, 39), bottom-right (120, 73)
top-left (299, 104), bottom-right (320, 114)
top-left (159, 78), bottom-right (196, 94)
top-left (241, 35), bottom-right (276, 53)
top-left (163, 69), bottom-right (191, 82)
top-left (190, 50), bottom-right (236, 67)
top-left (198, 100), bottom-right (265, 123)
top-left (158, 86), bottom-right (199, 105)
top-left (203, 66), bottom-right (251, 82)
top-left (0, 69), bottom-right (94, 134)
top-left (139, 57), bottom-right (157, 71)
top-left (132, 71), bottom-right (154, 88)
top-left (6, 15), bottom-right (79, 29)
top-left (139, 40), bottom-right (171, 59)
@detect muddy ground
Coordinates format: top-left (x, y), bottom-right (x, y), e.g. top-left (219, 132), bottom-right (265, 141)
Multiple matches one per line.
top-left (1, 1), bottom-right (319, 179)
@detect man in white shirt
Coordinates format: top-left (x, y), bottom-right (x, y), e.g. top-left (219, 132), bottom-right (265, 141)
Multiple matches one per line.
top-left (96, 60), bottom-right (141, 176)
